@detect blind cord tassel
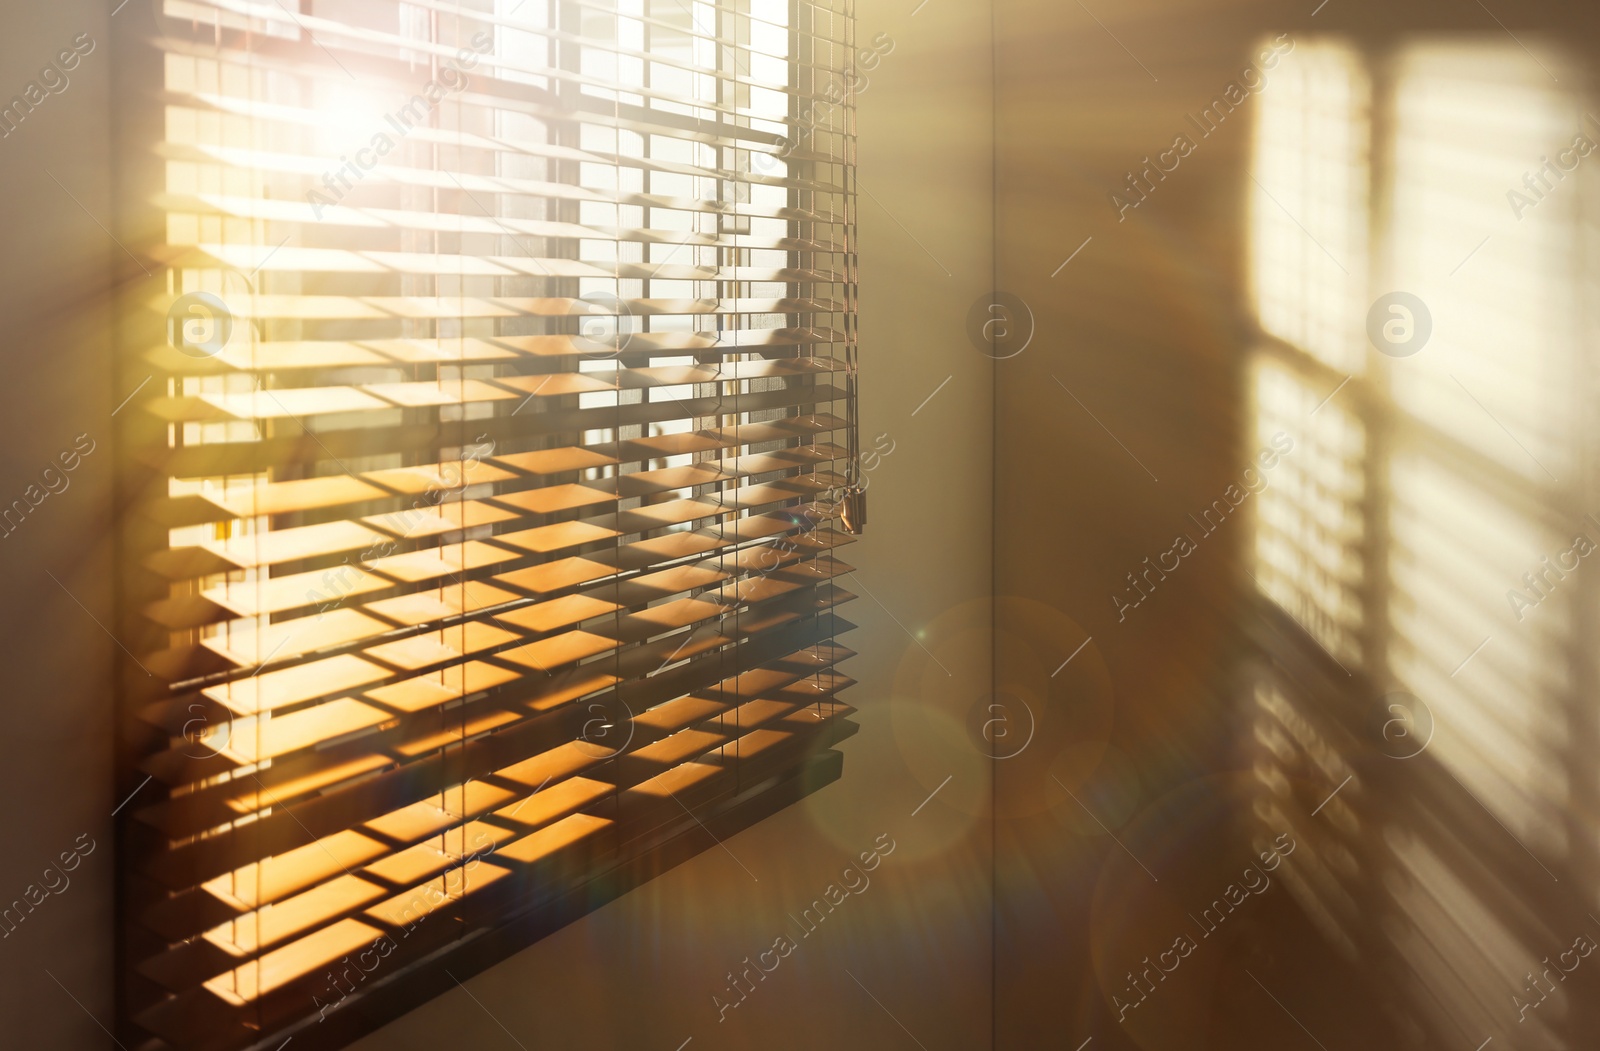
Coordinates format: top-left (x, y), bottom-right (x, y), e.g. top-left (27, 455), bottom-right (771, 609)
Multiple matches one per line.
top-left (841, 353), bottom-right (865, 535)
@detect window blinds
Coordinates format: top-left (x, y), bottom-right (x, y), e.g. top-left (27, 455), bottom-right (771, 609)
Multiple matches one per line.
top-left (118, 1), bottom-right (859, 1046)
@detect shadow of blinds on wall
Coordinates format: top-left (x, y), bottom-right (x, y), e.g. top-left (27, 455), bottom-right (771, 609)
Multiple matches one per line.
top-left (121, 1), bottom-right (859, 1046)
top-left (1245, 34), bottom-right (1594, 1051)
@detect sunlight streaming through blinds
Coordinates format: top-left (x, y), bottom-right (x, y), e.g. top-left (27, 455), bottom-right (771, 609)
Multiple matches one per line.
top-left (119, 1), bottom-right (862, 1045)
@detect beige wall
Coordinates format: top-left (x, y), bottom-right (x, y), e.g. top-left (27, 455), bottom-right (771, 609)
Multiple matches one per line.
top-left (0, 1), bottom-right (118, 1047)
top-left (989, 0), bottom-right (1256, 1039)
